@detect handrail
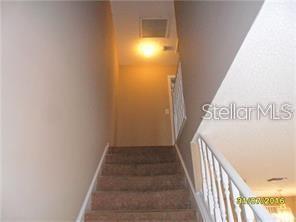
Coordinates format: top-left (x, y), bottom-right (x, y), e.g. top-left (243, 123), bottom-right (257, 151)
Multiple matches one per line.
top-left (193, 134), bottom-right (275, 222)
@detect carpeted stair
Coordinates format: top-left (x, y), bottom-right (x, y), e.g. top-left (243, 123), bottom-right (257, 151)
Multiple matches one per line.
top-left (84, 146), bottom-right (200, 222)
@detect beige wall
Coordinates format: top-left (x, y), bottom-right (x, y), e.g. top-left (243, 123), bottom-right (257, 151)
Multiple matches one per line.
top-left (285, 196), bottom-right (296, 216)
top-left (116, 65), bottom-right (176, 146)
top-left (174, 1), bottom-right (263, 185)
top-left (2, 2), bottom-right (118, 221)
top-left (0, 3), bottom-right (2, 218)
top-left (0, 6), bottom-right (2, 218)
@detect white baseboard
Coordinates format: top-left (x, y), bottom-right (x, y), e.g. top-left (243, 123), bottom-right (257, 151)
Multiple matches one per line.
top-left (174, 144), bottom-right (196, 199)
top-left (76, 143), bottom-right (110, 222)
top-left (174, 144), bottom-right (213, 222)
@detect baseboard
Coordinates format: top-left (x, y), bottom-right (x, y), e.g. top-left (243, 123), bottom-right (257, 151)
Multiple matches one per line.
top-left (174, 144), bottom-right (196, 200)
top-left (76, 143), bottom-right (110, 222)
top-left (174, 144), bottom-right (213, 222)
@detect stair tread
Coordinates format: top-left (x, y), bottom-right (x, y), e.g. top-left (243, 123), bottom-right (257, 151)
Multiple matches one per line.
top-left (99, 174), bottom-right (184, 178)
top-left (105, 152), bottom-right (177, 164)
top-left (91, 189), bottom-right (191, 211)
top-left (85, 146), bottom-right (198, 221)
top-left (93, 188), bottom-right (188, 194)
top-left (109, 146), bottom-right (174, 149)
top-left (102, 162), bottom-right (181, 176)
top-left (85, 209), bottom-right (197, 221)
top-left (108, 146), bottom-right (175, 154)
top-left (87, 209), bottom-right (196, 213)
top-left (85, 219), bottom-right (197, 222)
top-left (97, 174), bottom-right (186, 191)
top-left (103, 162), bottom-right (178, 166)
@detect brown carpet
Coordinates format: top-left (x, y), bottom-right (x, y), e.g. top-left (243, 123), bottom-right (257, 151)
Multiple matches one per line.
top-left (84, 146), bottom-right (200, 222)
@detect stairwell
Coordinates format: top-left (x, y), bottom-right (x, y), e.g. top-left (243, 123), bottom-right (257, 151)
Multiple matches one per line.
top-left (84, 146), bottom-right (200, 222)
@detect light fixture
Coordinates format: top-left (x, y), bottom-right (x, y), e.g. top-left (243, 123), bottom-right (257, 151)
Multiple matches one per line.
top-left (138, 41), bottom-right (161, 58)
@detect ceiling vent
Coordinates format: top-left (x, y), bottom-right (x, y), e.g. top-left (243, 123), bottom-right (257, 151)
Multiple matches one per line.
top-left (140, 18), bottom-right (169, 38)
top-left (267, 177), bottom-right (288, 182)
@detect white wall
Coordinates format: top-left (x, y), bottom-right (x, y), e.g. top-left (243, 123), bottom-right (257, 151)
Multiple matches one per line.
top-left (198, 0), bottom-right (296, 196)
top-left (2, 2), bottom-right (118, 221)
top-left (174, 1), bottom-right (263, 185)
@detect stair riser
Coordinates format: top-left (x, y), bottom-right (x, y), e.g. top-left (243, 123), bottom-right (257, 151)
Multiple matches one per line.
top-left (91, 190), bottom-right (191, 211)
top-left (105, 153), bottom-right (176, 164)
top-left (108, 147), bottom-right (175, 155)
top-left (85, 220), bottom-right (197, 222)
top-left (85, 210), bottom-right (196, 220)
top-left (102, 163), bottom-right (181, 176)
top-left (97, 175), bottom-right (186, 191)
top-left (85, 146), bottom-right (198, 221)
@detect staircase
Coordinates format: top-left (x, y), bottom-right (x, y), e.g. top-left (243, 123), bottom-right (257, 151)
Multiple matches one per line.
top-left (84, 146), bottom-right (199, 222)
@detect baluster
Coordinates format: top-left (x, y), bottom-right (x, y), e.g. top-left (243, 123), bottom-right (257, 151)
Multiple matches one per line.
top-left (207, 149), bottom-right (222, 222)
top-left (243, 204), bottom-right (255, 222)
top-left (175, 81), bottom-right (181, 133)
top-left (231, 182), bottom-right (243, 222)
top-left (213, 157), bottom-right (227, 222)
top-left (198, 138), bottom-right (208, 204)
top-left (180, 73), bottom-right (185, 121)
top-left (221, 168), bottom-right (235, 222)
top-left (201, 140), bottom-right (214, 217)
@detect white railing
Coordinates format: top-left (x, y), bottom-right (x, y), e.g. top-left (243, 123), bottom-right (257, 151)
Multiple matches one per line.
top-left (172, 63), bottom-right (186, 140)
top-left (194, 134), bottom-right (275, 222)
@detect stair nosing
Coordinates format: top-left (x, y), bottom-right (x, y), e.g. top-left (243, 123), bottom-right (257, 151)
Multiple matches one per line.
top-left (93, 189), bottom-right (188, 194)
top-left (105, 162), bottom-right (177, 165)
top-left (98, 173), bottom-right (184, 178)
top-left (109, 146), bottom-right (174, 148)
top-left (87, 208), bottom-right (195, 214)
top-left (103, 162), bottom-right (178, 166)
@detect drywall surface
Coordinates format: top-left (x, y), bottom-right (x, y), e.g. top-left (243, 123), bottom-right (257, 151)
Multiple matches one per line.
top-left (116, 65), bottom-right (176, 146)
top-left (0, 3), bottom-right (2, 218)
top-left (2, 2), bottom-right (118, 221)
top-left (174, 1), bottom-right (263, 185)
top-left (198, 0), bottom-right (296, 196)
top-left (285, 196), bottom-right (296, 217)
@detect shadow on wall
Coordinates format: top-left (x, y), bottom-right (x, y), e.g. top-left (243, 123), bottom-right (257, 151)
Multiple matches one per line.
top-left (174, 0), bottom-right (264, 187)
top-left (2, 1), bottom-right (118, 221)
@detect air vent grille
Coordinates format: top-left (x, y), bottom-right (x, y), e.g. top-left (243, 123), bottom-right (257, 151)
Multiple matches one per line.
top-left (140, 18), bottom-right (168, 38)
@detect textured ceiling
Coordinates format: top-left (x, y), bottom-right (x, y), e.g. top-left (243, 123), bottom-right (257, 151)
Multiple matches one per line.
top-left (198, 1), bottom-right (296, 196)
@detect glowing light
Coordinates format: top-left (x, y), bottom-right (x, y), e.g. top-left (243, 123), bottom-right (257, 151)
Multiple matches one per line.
top-left (138, 41), bottom-right (161, 58)
top-left (267, 205), bottom-right (295, 222)
top-left (271, 211), bottom-right (295, 222)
